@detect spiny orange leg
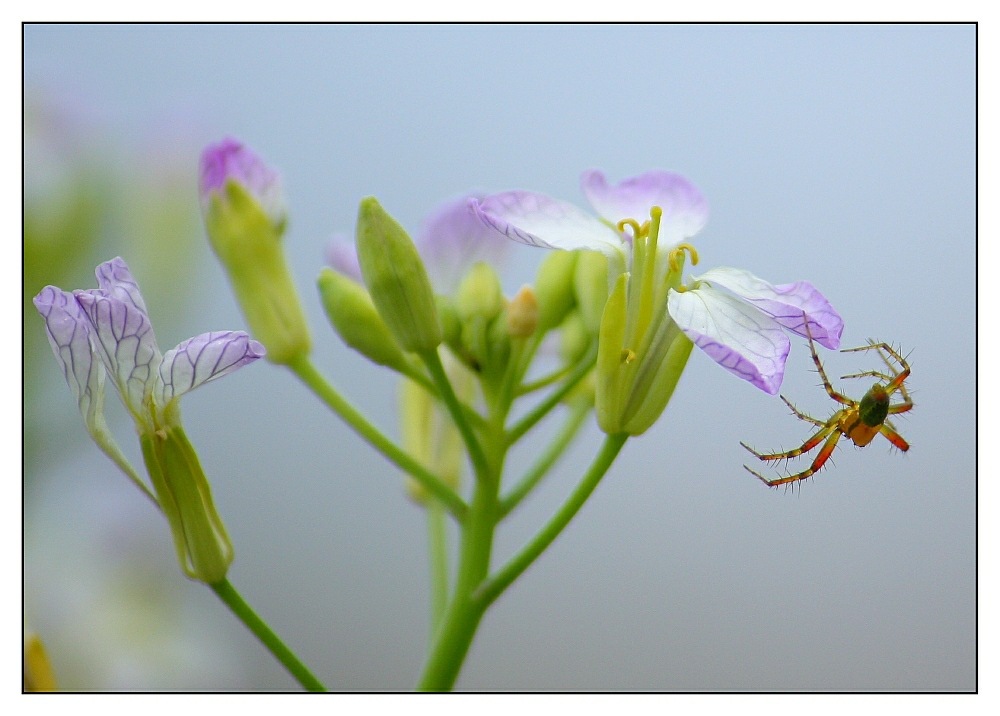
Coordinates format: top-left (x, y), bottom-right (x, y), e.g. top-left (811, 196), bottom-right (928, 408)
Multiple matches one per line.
top-left (779, 395), bottom-right (827, 427)
top-left (747, 429), bottom-right (843, 487)
top-left (879, 423), bottom-right (909, 452)
top-left (803, 319), bottom-right (852, 406)
top-left (841, 341), bottom-right (910, 394)
top-left (741, 413), bottom-right (842, 462)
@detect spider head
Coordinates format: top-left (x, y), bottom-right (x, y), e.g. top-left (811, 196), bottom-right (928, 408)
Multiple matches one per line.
top-left (859, 384), bottom-right (890, 427)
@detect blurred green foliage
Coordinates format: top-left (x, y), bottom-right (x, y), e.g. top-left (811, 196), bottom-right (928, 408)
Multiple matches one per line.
top-left (24, 93), bottom-right (203, 476)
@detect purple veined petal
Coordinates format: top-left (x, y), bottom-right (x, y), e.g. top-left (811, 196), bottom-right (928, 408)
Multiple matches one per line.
top-left (694, 267), bottom-right (844, 350)
top-left (416, 193), bottom-right (511, 292)
top-left (581, 169), bottom-right (709, 245)
top-left (74, 289), bottom-right (162, 416)
top-left (667, 284), bottom-right (790, 395)
top-left (33, 286), bottom-right (107, 426)
top-left (94, 256), bottom-right (149, 317)
top-left (471, 191), bottom-right (625, 257)
top-left (158, 331), bottom-right (266, 404)
top-left (324, 234), bottom-right (364, 283)
top-left (199, 136), bottom-right (286, 226)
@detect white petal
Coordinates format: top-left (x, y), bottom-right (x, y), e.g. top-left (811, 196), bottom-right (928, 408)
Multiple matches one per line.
top-left (158, 331), bottom-right (266, 403)
top-left (667, 284), bottom-right (790, 394)
top-left (74, 290), bottom-right (162, 416)
top-left (471, 191), bottom-right (625, 259)
top-left (694, 267), bottom-right (844, 349)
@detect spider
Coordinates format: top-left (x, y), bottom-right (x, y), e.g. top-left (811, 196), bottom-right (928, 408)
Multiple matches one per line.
top-left (741, 321), bottom-right (912, 488)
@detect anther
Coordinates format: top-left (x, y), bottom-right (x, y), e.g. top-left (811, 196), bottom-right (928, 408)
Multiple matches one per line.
top-left (668, 243), bottom-right (700, 273)
top-left (620, 349), bottom-right (636, 364)
top-left (616, 219), bottom-right (643, 238)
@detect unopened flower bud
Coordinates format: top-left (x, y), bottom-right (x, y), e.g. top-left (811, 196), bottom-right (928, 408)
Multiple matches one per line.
top-left (574, 250), bottom-right (609, 334)
top-left (559, 310), bottom-right (590, 365)
top-left (455, 262), bottom-right (503, 323)
top-left (141, 424), bottom-right (233, 584)
top-left (437, 295), bottom-right (462, 349)
top-left (507, 285), bottom-right (539, 337)
top-left (356, 197), bottom-right (442, 353)
top-left (317, 268), bottom-right (408, 372)
top-left (200, 138), bottom-right (310, 365)
top-left (535, 250), bottom-right (577, 331)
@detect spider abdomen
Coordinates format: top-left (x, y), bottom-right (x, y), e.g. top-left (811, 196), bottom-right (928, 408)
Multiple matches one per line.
top-left (840, 411), bottom-right (880, 447)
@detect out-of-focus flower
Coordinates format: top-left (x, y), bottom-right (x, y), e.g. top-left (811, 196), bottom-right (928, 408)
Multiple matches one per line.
top-left (200, 137), bottom-right (310, 365)
top-left (33, 258), bottom-right (265, 583)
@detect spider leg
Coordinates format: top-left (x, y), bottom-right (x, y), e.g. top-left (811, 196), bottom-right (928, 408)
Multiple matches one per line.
top-left (780, 395), bottom-right (827, 427)
top-left (803, 317), bottom-right (852, 406)
top-left (842, 341), bottom-right (910, 394)
top-left (750, 429), bottom-right (842, 487)
top-left (840, 370), bottom-right (893, 382)
top-left (879, 423), bottom-right (910, 452)
top-left (741, 415), bottom-right (841, 462)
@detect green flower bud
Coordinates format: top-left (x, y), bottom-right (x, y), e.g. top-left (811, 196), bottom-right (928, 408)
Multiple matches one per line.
top-left (355, 197), bottom-right (442, 353)
top-left (455, 261), bottom-right (504, 323)
top-left (141, 425), bottom-right (233, 584)
top-left (559, 310), bottom-right (590, 365)
top-left (317, 268), bottom-right (408, 372)
top-left (437, 295), bottom-right (461, 349)
top-left (535, 250), bottom-right (577, 331)
top-left (574, 250), bottom-right (609, 334)
top-left (203, 180), bottom-right (311, 365)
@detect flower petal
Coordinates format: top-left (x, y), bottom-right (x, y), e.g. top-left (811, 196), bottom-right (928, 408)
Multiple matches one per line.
top-left (158, 331), bottom-right (266, 403)
top-left (199, 137), bottom-right (286, 227)
top-left (74, 289), bottom-right (161, 416)
top-left (32, 286), bottom-right (106, 427)
top-left (417, 194), bottom-right (511, 292)
top-left (471, 191), bottom-right (625, 257)
top-left (324, 234), bottom-right (364, 283)
top-left (581, 169), bottom-right (709, 244)
top-left (94, 257), bottom-right (149, 317)
top-left (667, 284), bottom-right (790, 394)
top-left (694, 267), bottom-right (843, 350)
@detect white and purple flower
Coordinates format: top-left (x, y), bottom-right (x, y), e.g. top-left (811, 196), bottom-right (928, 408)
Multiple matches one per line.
top-left (471, 169), bottom-right (843, 395)
top-left (34, 257), bottom-right (265, 442)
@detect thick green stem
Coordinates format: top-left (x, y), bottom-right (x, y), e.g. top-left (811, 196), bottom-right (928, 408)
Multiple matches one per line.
top-left (427, 501), bottom-right (449, 634)
top-left (506, 347), bottom-right (597, 445)
top-left (417, 477), bottom-right (498, 691)
top-left (499, 401), bottom-right (591, 519)
top-left (421, 349), bottom-right (491, 481)
top-left (210, 578), bottom-right (326, 692)
top-left (287, 356), bottom-right (467, 520)
top-left (475, 433), bottom-right (628, 609)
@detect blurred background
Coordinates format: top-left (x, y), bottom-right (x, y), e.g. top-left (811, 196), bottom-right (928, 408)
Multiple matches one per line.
top-left (23, 24), bottom-right (974, 691)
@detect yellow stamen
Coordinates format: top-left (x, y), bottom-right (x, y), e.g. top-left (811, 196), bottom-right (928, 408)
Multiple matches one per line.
top-left (616, 218), bottom-right (645, 238)
top-left (668, 243), bottom-right (700, 274)
top-left (620, 349), bottom-right (636, 364)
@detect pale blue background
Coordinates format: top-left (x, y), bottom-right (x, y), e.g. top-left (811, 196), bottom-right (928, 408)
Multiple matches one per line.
top-left (24, 24), bottom-right (975, 690)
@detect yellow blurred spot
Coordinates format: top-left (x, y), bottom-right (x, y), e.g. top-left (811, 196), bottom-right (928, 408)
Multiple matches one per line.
top-left (24, 635), bottom-right (57, 692)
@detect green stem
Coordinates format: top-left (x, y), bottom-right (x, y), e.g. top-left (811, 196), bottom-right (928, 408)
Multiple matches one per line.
top-left (516, 362), bottom-right (574, 396)
top-left (401, 360), bottom-right (488, 431)
top-left (210, 578), bottom-right (326, 692)
top-left (417, 476), bottom-right (498, 691)
top-left (287, 356), bottom-right (467, 521)
top-left (499, 401), bottom-right (591, 519)
top-left (427, 501), bottom-right (449, 634)
top-left (475, 433), bottom-right (628, 609)
top-left (421, 349), bottom-right (491, 481)
top-left (506, 347), bottom-right (597, 445)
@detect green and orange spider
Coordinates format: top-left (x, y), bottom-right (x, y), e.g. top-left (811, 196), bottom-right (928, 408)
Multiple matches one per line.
top-left (741, 322), bottom-right (913, 488)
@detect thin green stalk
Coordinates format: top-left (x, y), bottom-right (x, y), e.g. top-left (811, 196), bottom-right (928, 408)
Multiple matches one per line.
top-left (499, 401), bottom-right (591, 519)
top-left (516, 363), bottom-right (574, 396)
top-left (475, 433), bottom-right (628, 609)
top-left (210, 578), bottom-right (326, 692)
top-left (401, 360), bottom-right (488, 431)
top-left (421, 349), bottom-right (491, 481)
top-left (506, 347), bottom-right (597, 445)
top-left (427, 501), bottom-right (449, 634)
top-left (287, 356), bottom-right (467, 520)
